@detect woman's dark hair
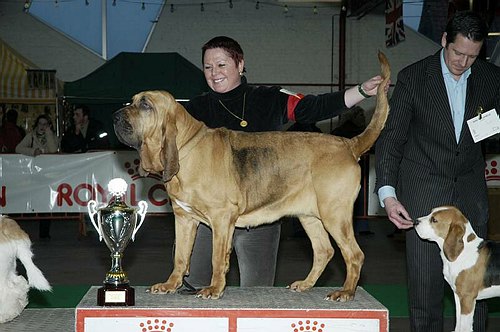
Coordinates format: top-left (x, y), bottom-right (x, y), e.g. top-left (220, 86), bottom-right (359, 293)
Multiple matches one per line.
top-left (202, 36), bottom-right (245, 69)
top-left (6, 109), bottom-right (18, 123)
top-left (445, 11), bottom-right (488, 46)
top-left (33, 114), bottom-right (53, 130)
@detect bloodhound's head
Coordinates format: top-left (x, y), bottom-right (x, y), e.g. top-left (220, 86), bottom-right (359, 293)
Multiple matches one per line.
top-left (414, 206), bottom-right (468, 262)
top-left (113, 90), bottom-right (180, 182)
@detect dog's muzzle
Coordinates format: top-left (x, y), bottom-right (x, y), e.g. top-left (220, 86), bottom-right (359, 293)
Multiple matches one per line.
top-left (113, 109), bottom-right (139, 149)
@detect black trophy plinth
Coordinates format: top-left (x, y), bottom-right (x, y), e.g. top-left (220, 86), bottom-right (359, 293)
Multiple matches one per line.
top-left (97, 283), bottom-right (135, 306)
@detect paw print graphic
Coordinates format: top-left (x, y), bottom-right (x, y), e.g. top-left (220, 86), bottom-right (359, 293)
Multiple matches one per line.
top-left (124, 159), bottom-right (161, 181)
top-left (485, 159), bottom-right (500, 182)
top-left (291, 319), bottom-right (325, 332)
top-left (139, 319), bottom-right (174, 332)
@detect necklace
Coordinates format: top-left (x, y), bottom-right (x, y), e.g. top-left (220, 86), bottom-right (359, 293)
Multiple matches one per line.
top-left (218, 92), bottom-right (248, 128)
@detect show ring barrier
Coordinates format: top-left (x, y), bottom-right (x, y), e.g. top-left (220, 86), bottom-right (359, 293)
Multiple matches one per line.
top-left (76, 286), bottom-right (388, 332)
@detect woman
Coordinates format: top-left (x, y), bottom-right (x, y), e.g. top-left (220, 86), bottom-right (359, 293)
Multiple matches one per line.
top-left (16, 114), bottom-right (58, 240)
top-left (182, 36), bottom-right (385, 290)
top-left (15, 114), bottom-right (58, 157)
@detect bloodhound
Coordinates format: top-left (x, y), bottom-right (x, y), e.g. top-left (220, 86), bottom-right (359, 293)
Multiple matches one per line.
top-left (113, 52), bottom-right (390, 301)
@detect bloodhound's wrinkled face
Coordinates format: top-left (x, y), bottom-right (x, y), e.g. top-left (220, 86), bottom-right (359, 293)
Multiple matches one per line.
top-left (415, 206), bottom-right (467, 262)
top-left (113, 90), bottom-right (179, 180)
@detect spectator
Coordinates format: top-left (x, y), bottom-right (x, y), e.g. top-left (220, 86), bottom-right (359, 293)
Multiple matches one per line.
top-left (0, 109), bottom-right (25, 153)
top-left (16, 114), bottom-right (58, 156)
top-left (15, 114), bottom-right (59, 240)
top-left (61, 105), bottom-right (109, 153)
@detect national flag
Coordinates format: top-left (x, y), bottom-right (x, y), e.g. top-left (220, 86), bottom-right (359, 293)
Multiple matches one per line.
top-left (385, 0), bottom-right (405, 47)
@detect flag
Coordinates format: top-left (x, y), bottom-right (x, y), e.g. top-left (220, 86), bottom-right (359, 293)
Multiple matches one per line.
top-left (385, 0), bottom-right (405, 47)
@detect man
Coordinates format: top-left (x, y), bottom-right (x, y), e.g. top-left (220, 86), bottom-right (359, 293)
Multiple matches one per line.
top-left (375, 11), bottom-right (500, 332)
top-left (61, 105), bottom-right (109, 153)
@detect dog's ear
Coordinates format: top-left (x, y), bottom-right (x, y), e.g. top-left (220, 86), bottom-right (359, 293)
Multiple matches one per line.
top-left (161, 103), bottom-right (180, 182)
top-left (443, 221), bottom-right (465, 262)
top-left (140, 135), bottom-right (164, 175)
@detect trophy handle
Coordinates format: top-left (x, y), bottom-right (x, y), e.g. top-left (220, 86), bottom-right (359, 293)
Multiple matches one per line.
top-left (132, 200), bottom-right (148, 241)
top-left (87, 200), bottom-right (103, 241)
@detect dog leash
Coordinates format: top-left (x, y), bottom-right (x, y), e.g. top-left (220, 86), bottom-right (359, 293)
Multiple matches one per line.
top-left (170, 242), bottom-right (201, 295)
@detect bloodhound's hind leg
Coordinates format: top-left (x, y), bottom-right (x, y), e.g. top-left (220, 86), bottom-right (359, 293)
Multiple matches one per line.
top-left (150, 213), bottom-right (198, 294)
top-left (288, 216), bottom-right (334, 292)
top-left (323, 211), bottom-right (364, 302)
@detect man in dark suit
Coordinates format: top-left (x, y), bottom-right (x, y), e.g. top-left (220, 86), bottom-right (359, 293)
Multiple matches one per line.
top-left (61, 105), bottom-right (109, 153)
top-left (375, 11), bottom-right (500, 332)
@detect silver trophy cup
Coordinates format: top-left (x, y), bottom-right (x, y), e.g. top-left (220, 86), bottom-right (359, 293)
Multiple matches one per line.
top-left (87, 178), bottom-right (147, 306)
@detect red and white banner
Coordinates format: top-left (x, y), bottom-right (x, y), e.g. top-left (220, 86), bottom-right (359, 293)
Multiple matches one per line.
top-left (0, 151), bottom-right (172, 214)
top-left (3, 152), bottom-right (500, 216)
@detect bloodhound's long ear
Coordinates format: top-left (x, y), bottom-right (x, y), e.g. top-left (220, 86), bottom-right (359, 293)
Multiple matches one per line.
top-left (443, 221), bottom-right (465, 262)
top-left (161, 102), bottom-right (180, 182)
top-left (140, 135), bottom-right (164, 176)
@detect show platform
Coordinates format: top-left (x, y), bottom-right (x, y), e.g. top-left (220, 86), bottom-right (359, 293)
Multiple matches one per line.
top-left (75, 286), bottom-right (388, 332)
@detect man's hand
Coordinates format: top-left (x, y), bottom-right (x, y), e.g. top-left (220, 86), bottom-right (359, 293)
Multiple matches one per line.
top-left (75, 123), bottom-right (81, 135)
top-left (383, 197), bottom-right (413, 229)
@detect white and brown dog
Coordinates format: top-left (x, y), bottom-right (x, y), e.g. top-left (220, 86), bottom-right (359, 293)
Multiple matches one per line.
top-left (415, 206), bottom-right (500, 332)
top-left (0, 215), bottom-right (51, 323)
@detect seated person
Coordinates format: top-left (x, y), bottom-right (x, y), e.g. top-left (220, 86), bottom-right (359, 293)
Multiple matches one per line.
top-left (61, 105), bottom-right (109, 152)
top-left (1, 109), bottom-right (25, 153)
top-left (15, 114), bottom-right (58, 156)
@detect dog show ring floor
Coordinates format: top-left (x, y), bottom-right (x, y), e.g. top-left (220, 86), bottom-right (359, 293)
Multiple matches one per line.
top-left (1, 215), bottom-right (500, 331)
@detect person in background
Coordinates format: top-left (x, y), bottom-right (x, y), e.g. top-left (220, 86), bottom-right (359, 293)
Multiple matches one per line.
top-left (15, 114), bottom-right (58, 240)
top-left (181, 35), bottom-right (387, 291)
top-left (15, 114), bottom-right (58, 156)
top-left (375, 11), bottom-right (500, 332)
top-left (0, 109), bottom-right (25, 153)
top-left (61, 105), bottom-right (109, 153)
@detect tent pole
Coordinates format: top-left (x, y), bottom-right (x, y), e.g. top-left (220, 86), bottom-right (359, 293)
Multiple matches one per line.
top-left (102, 0), bottom-right (107, 60)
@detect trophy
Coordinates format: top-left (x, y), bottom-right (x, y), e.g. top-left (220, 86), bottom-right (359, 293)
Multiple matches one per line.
top-left (87, 178), bottom-right (148, 306)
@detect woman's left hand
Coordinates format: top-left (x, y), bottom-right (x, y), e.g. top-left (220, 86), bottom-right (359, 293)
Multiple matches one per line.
top-left (345, 75), bottom-right (391, 108)
top-left (360, 75), bottom-right (390, 97)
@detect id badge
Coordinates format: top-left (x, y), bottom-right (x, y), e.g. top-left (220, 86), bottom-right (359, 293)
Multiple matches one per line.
top-left (466, 108), bottom-right (500, 143)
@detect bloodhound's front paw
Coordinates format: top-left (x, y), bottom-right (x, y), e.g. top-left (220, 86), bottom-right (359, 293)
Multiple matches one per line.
top-left (287, 280), bottom-right (314, 292)
top-left (149, 281), bottom-right (180, 294)
top-left (195, 286), bottom-right (224, 299)
top-left (326, 288), bottom-right (355, 302)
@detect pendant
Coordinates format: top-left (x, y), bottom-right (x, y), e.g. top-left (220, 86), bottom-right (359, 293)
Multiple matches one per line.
top-left (240, 120), bottom-right (248, 127)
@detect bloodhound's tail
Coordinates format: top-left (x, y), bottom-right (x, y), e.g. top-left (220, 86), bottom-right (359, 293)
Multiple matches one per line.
top-left (348, 51), bottom-right (391, 158)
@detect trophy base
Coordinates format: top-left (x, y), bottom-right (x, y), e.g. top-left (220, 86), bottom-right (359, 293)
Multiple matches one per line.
top-left (97, 284), bottom-right (135, 306)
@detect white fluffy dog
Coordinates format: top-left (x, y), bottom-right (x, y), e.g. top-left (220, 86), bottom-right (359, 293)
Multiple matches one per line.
top-left (0, 215), bottom-right (51, 323)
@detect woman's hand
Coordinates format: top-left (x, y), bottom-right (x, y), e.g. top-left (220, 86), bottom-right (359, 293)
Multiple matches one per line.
top-left (344, 75), bottom-right (391, 108)
top-left (360, 75), bottom-right (390, 97)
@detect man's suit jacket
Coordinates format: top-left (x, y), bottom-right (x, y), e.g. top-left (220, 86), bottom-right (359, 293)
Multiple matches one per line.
top-left (61, 119), bottom-right (110, 153)
top-left (375, 51), bottom-right (500, 234)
